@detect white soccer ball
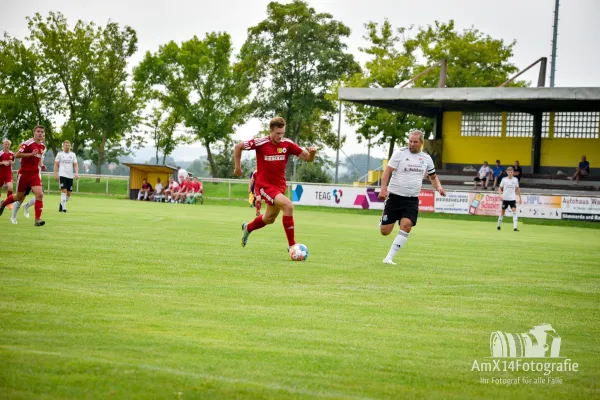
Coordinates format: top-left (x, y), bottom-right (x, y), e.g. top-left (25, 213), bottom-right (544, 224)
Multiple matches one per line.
top-left (289, 243), bottom-right (309, 261)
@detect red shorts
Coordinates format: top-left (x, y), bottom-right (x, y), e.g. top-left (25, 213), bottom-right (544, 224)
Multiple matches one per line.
top-left (0, 171), bottom-right (12, 186)
top-left (256, 184), bottom-right (286, 206)
top-left (16, 172), bottom-right (42, 193)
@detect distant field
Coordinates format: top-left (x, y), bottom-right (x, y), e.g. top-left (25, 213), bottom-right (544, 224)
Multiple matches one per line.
top-left (0, 196), bottom-right (598, 399)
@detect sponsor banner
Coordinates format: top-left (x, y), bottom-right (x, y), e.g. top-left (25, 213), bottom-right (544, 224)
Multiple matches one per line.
top-left (418, 190), bottom-right (435, 212)
top-left (561, 196), bottom-right (600, 214)
top-left (291, 184), bottom-right (386, 210)
top-left (518, 195), bottom-right (562, 220)
top-left (561, 213), bottom-right (600, 222)
top-left (435, 191), bottom-right (470, 214)
top-left (468, 192), bottom-right (503, 216)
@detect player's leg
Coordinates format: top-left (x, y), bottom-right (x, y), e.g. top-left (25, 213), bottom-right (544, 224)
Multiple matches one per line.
top-left (241, 187), bottom-right (279, 247)
top-left (23, 192), bottom-right (35, 219)
top-left (498, 204), bottom-right (507, 230)
top-left (31, 185), bottom-right (45, 225)
top-left (60, 188), bottom-right (67, 211)
top-left (0, 174), bottom-right (23, 215)
top-left (272, 193), bottom-right (296, 247)
top-left (6, 181), bottom-right (13, 198)
top-left (383, 215), bottom-right (414, 265)
top-left (511, 204), bottom-right (518, 231)
top-left (255, 194), bottom-right (262, 216)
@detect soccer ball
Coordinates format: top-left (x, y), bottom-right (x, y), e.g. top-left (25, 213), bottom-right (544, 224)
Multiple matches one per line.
top-left (289, 243), bottom-right (308, 261)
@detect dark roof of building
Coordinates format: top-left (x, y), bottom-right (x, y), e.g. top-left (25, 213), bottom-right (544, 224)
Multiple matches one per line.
top-left (123, 163), bottom-right (177, 173)
top-left (338, 87), bottom-right (600, 116)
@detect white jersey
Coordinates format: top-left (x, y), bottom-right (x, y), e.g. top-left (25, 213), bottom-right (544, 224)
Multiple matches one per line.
top-left (55, 151), bottom-right (78, 178)
top-left (155, 182), bottom-right (164, 194)
top-left (478, 165), bottom-right (491, 179)
top-left (500, 177), bottom-right (519, 201)
top-left (387, 147), bottom-right (435, 197)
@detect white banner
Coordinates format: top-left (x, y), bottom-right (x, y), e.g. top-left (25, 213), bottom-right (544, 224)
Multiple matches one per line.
top-left (291, 184), bottom-right (386, 210)
top-left (435, 191), bottom-right (469, 214)
top-left (518, 195), bottom-right (563, 220)
top-left (561, 196), bottom-right (600, 222)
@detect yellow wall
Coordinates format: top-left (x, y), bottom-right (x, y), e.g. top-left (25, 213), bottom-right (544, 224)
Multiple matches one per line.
top-left (541, 139), bottom-right (600, 167)
top-left (130, 169), bottom-right (172, 189)
top-left (442, 111), bottom-right (600, 167)
top-left (442, 112), bottom-right (531, 166)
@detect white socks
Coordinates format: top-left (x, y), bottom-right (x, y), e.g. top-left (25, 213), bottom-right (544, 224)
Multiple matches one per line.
top-left (498, 216), bottom-right (503, 227)
top-left (385, 230), bottom-right (410, 261)
top-left (61, 192), bottom-right (67, 209)
top-left (12, 201), bottom-right (21, 219)
top-left (513, 214), bottom-right (518, 229)
top-left (26, 197), bottom-right (35, 208)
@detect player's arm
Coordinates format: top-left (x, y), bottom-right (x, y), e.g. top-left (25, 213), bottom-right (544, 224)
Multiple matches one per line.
top-left (516, 183), bottom-right (522, 204)
top-left (74, 160), bottom-right (79, 179)
top-left (53, 160), bottom-right (60, 181)
top-left (248, 177), bottom-right (254, 193)
top-left (233, 142), bottom-right (246, 177)
top-left (428, 173), bottom-right (446, 196)
top-left (378, 165), bottom-right (396, 200)
top-left (298, 145), bottom-right (317, 162)
top-left (16, 149), bottom-right (39, 158)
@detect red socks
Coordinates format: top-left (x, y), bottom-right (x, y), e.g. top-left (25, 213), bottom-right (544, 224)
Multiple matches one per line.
top-left (2, 194), bottom-right (14, 207)
top-left (35, 200), bottom-right (43, 220)
top-left (282, 215), bottom-right (295, 246)
top-left (247, 215), bottom-right (266, 233)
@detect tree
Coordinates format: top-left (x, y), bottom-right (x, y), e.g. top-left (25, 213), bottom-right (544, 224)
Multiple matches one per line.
top-left (239, 0), bottom-right (358, 175)
top-left (295, 160), bottom-right (330, 183)
top-left (87, 22), bottom-right (143, 178)
top-left (344, 19), bottom-right (523, 159)
top-left (209, 139), bottom-right (255, 179)
top-left (27, 12), bottom-right (97, 154)
top-left (135, 32), bottom-right (251, 177)
top-left (0, 34), bottom-right (60, 150)
top-left (409, 20), bottom-right (522, 88)
top-left (144, 107), bottom-right (190, 165)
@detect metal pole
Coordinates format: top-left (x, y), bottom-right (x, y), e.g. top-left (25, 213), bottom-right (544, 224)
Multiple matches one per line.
top-left (401, 60), bottom-right (445, 88)
top-left (550, 0), bottom-right (560, 87)
top-left (76, 177), bottom-right (79, 192)
top-left (228, 181), bottom-right (231, 202)
top-left (335, 101), bottom-right (342, 184)
top-left (106, 177), bottom-right (108, 195)
top-left (367, 138), bottom-right (371, 177)
top-left (438, 59), bottom-right (448, 88)
top-left (499, 58), bottom-right (544, 87)
top-left (537, 57), bottom-right (547, 87)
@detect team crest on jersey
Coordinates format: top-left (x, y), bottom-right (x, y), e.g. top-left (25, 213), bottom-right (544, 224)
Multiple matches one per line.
top-left (277, 148), bottom-right (287, 154)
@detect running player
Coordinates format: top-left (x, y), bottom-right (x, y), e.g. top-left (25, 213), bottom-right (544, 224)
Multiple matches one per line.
top-left (54, 140), bottom-right (79, 212)
top-left (497, 166), bottom-right (522, 231)
top-left (378, 131), bottom-right (446, 265)
top-left (0, 139), bottom-right (15, 202)
top-left (234, 117), bottom-right (316, 249)
top-left (0, 125), bottom-right (46, 226)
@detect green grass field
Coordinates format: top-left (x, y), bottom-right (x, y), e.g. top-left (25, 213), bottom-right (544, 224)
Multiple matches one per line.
top-left (1, 196), bottom-right (599, 399)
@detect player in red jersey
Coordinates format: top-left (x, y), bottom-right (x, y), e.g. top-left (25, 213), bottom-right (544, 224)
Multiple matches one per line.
top-left (0, 125), bottom-right (46, 226)
top-left (248, 169), bottom-right (262, 216)
top-left (0, 139), bottom-right (16, 201)
top-left (234, 117), bottom-right (316, 249)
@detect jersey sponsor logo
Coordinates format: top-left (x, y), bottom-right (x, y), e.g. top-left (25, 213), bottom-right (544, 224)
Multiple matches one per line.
top-left (276, 148), bottom-right (287, 154)
top-left (404, 167), bottom-right (424, 173)
top-left (264, 154), bottom-right (286, 161)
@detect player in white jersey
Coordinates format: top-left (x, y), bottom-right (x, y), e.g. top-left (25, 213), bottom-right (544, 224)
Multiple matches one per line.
top-left (497, 167), bottom-right (521, 231)
top-left (54, 140), bottom-right (78, 212)
top-left (378, 131), bottom-right (447, 265)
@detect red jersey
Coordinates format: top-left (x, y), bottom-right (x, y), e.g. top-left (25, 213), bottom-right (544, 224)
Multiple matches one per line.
top-left (244, 137), bottom-right (302, 189)
top-left (0, 150), bottom-right (15, 177)
top-left (18, 139), bottom-right (46, 173)
top-left (191, 181), bottom-right (202, 193)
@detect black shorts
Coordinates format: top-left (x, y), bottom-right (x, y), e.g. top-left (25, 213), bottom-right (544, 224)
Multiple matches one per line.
top-left (502, 200), bottom-right (517, 210)
top-left (474, 177), bottom-right (487, 182)
top-left (60, 176), bottom-right (74, 191)
top-left (380, 194), bottom-right (419, 227)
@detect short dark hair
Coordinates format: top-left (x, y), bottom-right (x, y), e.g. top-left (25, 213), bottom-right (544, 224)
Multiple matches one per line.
top-left (33, 125), bottom-right (45, 132)
top-left (496, 160), bottom-right (500, 163)
top-left (269, 117), bottom-right (286, 130)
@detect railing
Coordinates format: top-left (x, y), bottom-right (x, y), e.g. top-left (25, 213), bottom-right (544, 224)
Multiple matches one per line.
top-left (39, 172), bottom-right (130, 196)
top-left (356, 165), bottom-right (385, 186)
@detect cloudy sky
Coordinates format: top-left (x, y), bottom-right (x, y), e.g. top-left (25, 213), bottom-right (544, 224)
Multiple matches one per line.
top-left (2, 0), bottom-right (599, 162)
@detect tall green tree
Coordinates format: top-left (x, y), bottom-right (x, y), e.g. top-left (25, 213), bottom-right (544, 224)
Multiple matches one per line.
top-left (135, 33), bottom-right (250, 177)
top-left (0, 35), bottom-right (60, 150)
top-left (344, 19), bottom-right (523, 160)
top-left (239, 0), bottom-right (358, 173)
top-left (144, 106), bottom-right (189, 165)
top-left (87, 22), bottom-right (143, 178)
top-left (27, 12), bottom-right (97, 154)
